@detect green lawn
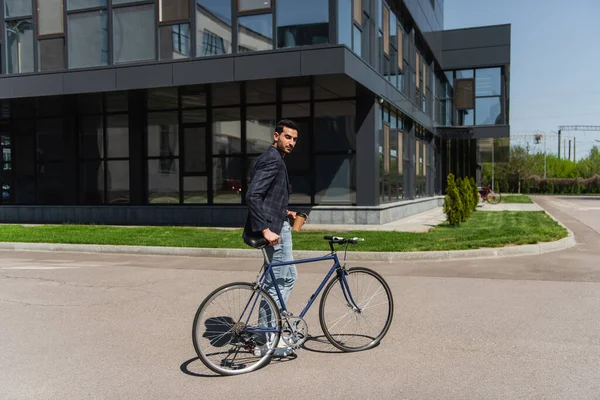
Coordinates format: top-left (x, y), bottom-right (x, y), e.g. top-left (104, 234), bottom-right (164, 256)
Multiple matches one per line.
top-left (0, 211), bottom-right (567, 252)
top-left (502, 195), bottom-right (534, 204)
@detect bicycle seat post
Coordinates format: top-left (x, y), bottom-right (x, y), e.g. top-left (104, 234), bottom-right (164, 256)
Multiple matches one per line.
top-left (260, 247), bottom-right (269, 266)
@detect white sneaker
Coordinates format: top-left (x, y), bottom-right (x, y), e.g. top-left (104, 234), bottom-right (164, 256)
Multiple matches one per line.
top-left (273, 338), bottom-right (294, 357)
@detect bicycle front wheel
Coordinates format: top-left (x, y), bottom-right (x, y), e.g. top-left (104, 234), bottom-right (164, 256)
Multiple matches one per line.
top-left (488, 192), bottom-right (502, 204)
top-left (192, 282), bottom-right (281, 376)
top-left (319, 267), bottom-right (394, 352)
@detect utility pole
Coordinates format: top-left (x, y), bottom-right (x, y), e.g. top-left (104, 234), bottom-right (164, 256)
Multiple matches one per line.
top-left (574, 137), bottom-right (576, 161)
top-left (568, 139), bottom-right (571, 161)
top-left (544, 135), bottom-right (547, 179)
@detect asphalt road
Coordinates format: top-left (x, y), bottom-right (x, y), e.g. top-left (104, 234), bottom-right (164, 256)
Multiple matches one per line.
top-left (1, 196), bottom-right (600, 399)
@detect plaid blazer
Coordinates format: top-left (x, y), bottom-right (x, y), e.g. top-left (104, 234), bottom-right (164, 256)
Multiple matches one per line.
top-left (244, 146), bottom-right (290, 236)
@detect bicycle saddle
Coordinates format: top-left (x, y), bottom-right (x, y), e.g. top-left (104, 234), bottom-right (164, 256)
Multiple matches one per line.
top-left (243, 233), bottom-right (268, 249)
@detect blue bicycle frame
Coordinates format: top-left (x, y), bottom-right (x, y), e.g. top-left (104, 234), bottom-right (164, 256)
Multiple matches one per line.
top-left (241, 248), bottom-right (362, 335)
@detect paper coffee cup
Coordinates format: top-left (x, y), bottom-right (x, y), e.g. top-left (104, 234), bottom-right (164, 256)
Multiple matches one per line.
top-left (292, 212), bottom-right (308, 232)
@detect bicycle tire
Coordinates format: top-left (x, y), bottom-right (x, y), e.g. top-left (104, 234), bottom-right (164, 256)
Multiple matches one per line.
top-left (192, 282), bottom-right (281, 376)
top-left (488, 192), bottom-right (502, 204)
top-left (319, 267), bottom-right (394, 352)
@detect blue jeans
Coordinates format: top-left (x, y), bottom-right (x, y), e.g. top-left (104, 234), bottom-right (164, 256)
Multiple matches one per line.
top-left (263, 220), bottom-right (297, 311)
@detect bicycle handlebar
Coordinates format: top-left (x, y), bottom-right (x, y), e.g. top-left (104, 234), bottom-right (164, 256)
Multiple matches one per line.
top-left (323, 236), bottom-right (365, 245)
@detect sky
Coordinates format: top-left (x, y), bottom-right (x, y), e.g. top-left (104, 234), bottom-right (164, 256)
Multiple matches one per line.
top-left (444, 0), bottom-right (600, 160)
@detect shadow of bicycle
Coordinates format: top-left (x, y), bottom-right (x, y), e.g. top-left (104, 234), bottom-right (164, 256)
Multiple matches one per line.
top-left (301, 334), bottom-right (380, 354)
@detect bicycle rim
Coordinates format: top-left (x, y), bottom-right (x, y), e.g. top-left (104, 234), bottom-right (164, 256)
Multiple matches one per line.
top-left (319, 268), bottom-right (394, 352)
top-left (192, 282), bottom-right (281, 375)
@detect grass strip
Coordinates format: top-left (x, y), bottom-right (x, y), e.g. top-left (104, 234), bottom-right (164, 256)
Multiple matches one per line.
top-left (502, 195), bottom-right (534, 204)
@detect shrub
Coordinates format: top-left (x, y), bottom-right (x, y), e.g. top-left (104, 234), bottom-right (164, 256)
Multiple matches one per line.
top-left (546, 180), bottom-right (554, 194)
top-left (470, 177), bottom-right (479, 211)
top-left (460, 178), bottom-right (473, 220)
top-left (494, 181), bottom-right (500, 193)
top-left (443, 174), bottom-right (463, 226)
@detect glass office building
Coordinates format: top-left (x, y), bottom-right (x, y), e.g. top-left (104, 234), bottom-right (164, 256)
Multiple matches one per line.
top-left (0, 0), bottom-right (510, 225)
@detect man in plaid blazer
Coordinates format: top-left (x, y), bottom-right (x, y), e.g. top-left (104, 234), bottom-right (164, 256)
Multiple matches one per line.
top-left (244, 119), bottom-right (301, 357)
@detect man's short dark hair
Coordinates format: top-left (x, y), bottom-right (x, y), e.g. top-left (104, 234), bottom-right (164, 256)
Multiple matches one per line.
top-left (275, 119), bottom-right (299, 134)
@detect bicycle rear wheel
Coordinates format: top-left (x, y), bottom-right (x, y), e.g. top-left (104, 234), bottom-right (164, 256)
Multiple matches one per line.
top-left (192, 282), bottom-right (281, 375)
top-left (319, 267), bottom-right (394, 352)
top-left (487, 192), bottom-right (502, 204)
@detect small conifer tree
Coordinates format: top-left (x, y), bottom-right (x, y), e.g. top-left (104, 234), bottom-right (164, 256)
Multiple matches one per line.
top-left (470, 177), bottom-right (479, 211)
top-left (443, 174), bottom-right (463, 225)
top-left (460, 177), bottom-right (472, 221)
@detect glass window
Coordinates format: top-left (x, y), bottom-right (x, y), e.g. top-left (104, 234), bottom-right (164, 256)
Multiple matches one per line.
top-left (476, 97), bottom-right (502, 125)
top-left (212, 82), bottom-right (240, 106)
top-left (113, 0), bottom-right (148, 4)
top-left (283, 116), bottom-right (309, 172)
top-left (159, 0), bottom-right (189, 22)
top-left (37, 119), bottom-right (65, 162)
top-left (6, 20), bottom-right (34, 74)
top-left (80, 116), bottom-right (104, 159)
top-left (5, 0), bottom-right (31, 17)
top-left (282, 103), bottom-right (309, 119)
top-left (314, 101), bottom-right (356, 152)
top-left (107, 160), bottom-right (130, 204)
top-left (183, 176), bottom-right (208, 204)
top-left (277, 0), bottom-right (329, 48)
top-left (458, 109), bottom-right (474, 126)
top-left (38, 163), bottom-right (70, 204)
top-left (238, 0), bottom-right (271, 12)
top-left (159, 24), bottom-right (190, 60)
top-left (147, 112), bottom-right (179, 158)
top-left (39, 38), bottom-right (65, 71)
top-left (281, 77), bottom-right (310, 101)
top-left (113, 5), bottom-right (155, 63)
top-left (148, 87), bottom-right (178, 110)
top-left (196, 0), bottom-right (232, 57)
top-left (338, 0), bottom-right (352, 48)
top-left (246, 106), bottom-right (275, 154)
top-left (456, 69), bottom-right (473, 79)
top-left (353, 0), bottom-right (361, 25)
top-left (213, 157), bottom-right (242, 204)
top-left (183, 126), bottom-right (206, 173)
top-left (212, 108), bottom-right (241, 155)
top-left (106, 91), bottom-right (128, 112)
top-left (288, 175), bottom-right (310, 204)
top-left (38, 0), bottom-right (64, 35)
top-left (238, 14), bottom-right (273, 52)
top-left (315, 155), bottom-right (355, 204)
top-left (476, 67), bottom-right (501, 97)
top-left (246, 79), bottom-right (276, 104)
top-left (68, 11), bottom-right (109, 69)
top-left (148, 159), bottom-right (179, 204)
top-left (81, 161), bottom-right (104, 204)
top-left (352, 26), bottom-right (361, 57)
top-left (182, 109), bottom-right (207, 124)
top-left (106, 114), bottom-right (129, 158)
top-left (67, 0), bottom-right (107, 11)
top-left (314, 75), bottom-right (356, 100)
top-left (181, 85), bottom-right (207, 108)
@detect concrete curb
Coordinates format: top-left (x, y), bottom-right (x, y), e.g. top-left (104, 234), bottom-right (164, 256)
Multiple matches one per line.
top-left (0, 218), bottom-right (575, 263)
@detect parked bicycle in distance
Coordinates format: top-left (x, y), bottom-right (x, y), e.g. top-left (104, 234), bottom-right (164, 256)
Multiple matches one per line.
top-left (192, 234), bottom-right (394, 376)
top-left (478, 185), bottom-right (502, 204)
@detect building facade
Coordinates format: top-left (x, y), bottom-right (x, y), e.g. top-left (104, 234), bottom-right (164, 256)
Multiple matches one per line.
top-left (0, 0), bottom-right (510, 225)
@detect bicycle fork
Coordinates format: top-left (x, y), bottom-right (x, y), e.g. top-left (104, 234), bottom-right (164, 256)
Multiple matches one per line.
top-left (337, 268), bottom-right (362, 313)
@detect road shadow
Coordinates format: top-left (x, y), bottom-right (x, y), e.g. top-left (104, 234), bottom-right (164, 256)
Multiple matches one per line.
top-left (180, 353), bottom-right (298, 378)
top-left (301, 335), bottom-right (344, 354)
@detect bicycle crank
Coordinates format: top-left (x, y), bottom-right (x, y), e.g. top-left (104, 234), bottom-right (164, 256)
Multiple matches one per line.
top-left (281, 317), bottom-right (309, 348)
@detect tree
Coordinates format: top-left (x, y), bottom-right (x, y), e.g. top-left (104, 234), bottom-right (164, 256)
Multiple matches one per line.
top-left (443, 174), bottom-right (463, 226)
top-left (470, 177), bottom-right (479, 211)
top-left (460, 177), bottom-right (473, 220)
top-left (507, 145), bottom-right (540, 193)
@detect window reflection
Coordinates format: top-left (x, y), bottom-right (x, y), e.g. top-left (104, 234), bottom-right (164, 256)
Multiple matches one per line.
top-left (246, 106), bottom-right (275, 154)
top-left (148, 112), bottom-right (179, 158)
top-left (315, 155), bottom-right (355, 204)
top-left (113, 4), bottom-right (155, 63)
top-left (314, 101), bottom-right (356, 152)
top-left (67, 0), bottom-right (106, 11)
top-left (183, 176), bottom-right (208, 204)
top-left (68, 11), bottom-right (109, 68)
top-left (212, 108), bottom-right (241, 155)
top-left (338, 0), bottom-right (352, 49)
top-left (277, 0), bottom-right (329, 48)
top-left (475, 67), bottom-right (501, 97)
top-left (148, 159), bottom-right (179, 203)
top-left (5, 0), bottom-right (31, 17)
top-left (196, 0), bottom-right (232, 57)
top-left (238, 14), bottom-right (273, 52)
top-left (6, 19), bottom-right (34, 74)
top-left (476, 97), bottom-right (502, 125)
top-left (107, 160), bottom-right (130, 204)
top-left (106, 115), bottom-right (129, 158)
top-left (159, 24), bottom-right (190, 60)
top-left (213, 157), bottom-right (242, 204)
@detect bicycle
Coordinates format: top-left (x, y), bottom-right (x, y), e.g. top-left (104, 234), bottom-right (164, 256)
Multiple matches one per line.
top-left (479, 185), bottom-right (502, 204)
top-left (192, 234), bottom-right (394, 376)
